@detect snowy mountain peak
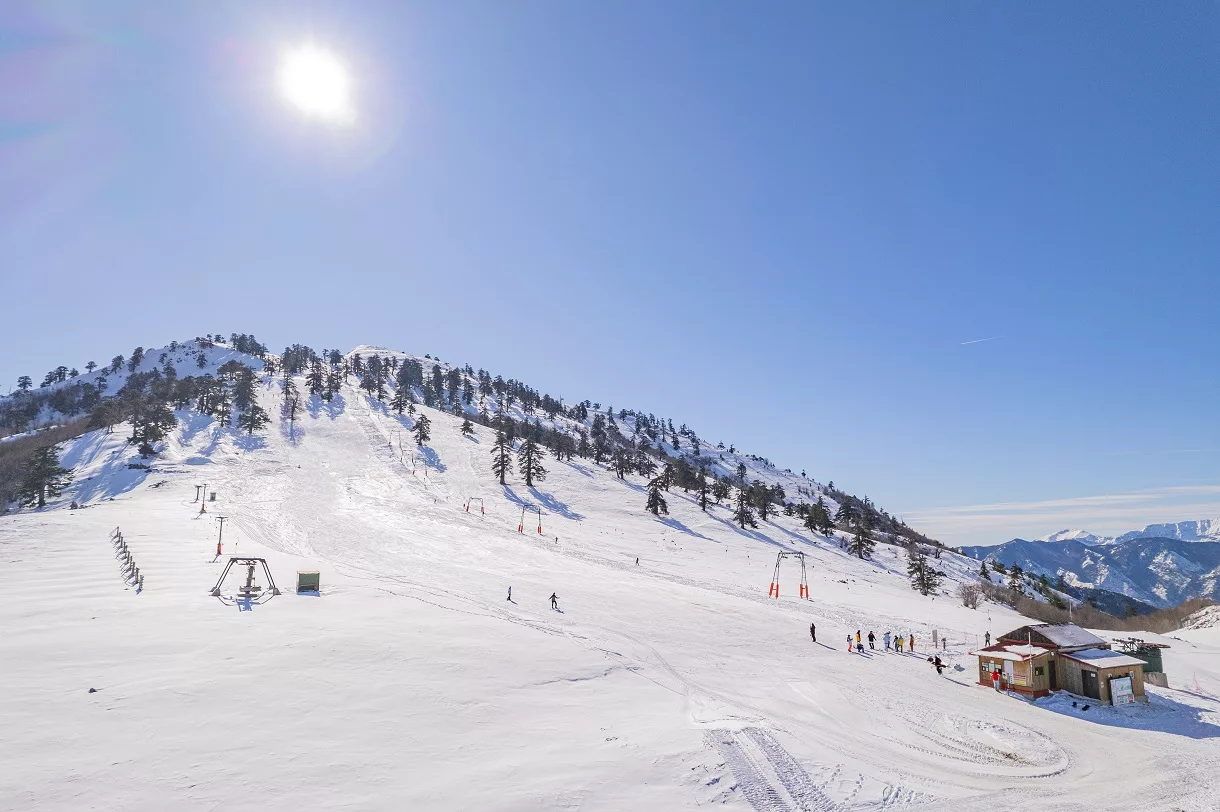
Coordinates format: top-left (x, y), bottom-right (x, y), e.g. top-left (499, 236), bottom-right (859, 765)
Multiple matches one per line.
top-left (1036, 528), bottom-right (1105, 545)
top-left (1116, 519), bottom-right (1220, 545)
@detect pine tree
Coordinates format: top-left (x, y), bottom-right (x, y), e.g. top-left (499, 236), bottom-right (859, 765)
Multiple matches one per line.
top-left (634, 450), bottom-right (657, 479)
top-left (646, 476), bottom-right (668, 515)
top-left (216, 396), bottom-right (233, 427)
top-left (17, 375), bottom-right (32, 391)
top-left (907, 547), bottom-right (942, 596)
top-left (306, 360), bottom-right (325, 398)
top-left (696, 469), bottom-right (710, 511)
top-left (491, 431), bottom-right (513, 484)
top-left (130, 399), bottom-right (175, 457)
top-left (413, 414), bottom-right (432, 446)
top-left (612, 447), bottom-right (633, 479)
top-left (834, 497), bottom-right (858, 528)
top-left (980, 561), bottom-right (991, 581)
top-left (18, 444), bottom-right (74, 508)
top-left (733, 487), bottom-right (758, 529)
top-left (325, 370), bottom-right (343, 402)
top-left (751, 480), bottom-right (773, 522)
top-left (802, 506), bottom-right (819, 534)
top-left (1007, 564), bottom-right (1025, 593)
top-left (281, 376), bottom-right (300, 436)
top-left (460, 418), bottom-right (475, 438)
top-left (390, 384), bottom-right (411, 415)
top-left (237, 403), bottom-right (270, 435)
top-left (517, 438), bottom-right (547, 487)
top-left (712, 478), bottom-right (730, 504)
top-left (847, 522), bottom-right (875, 559)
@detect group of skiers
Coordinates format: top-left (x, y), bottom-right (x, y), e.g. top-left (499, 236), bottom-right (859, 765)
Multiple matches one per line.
top-left (839, 629), bottom-right (916, 654)
top-left (809, 624), bottom-right (947, 675)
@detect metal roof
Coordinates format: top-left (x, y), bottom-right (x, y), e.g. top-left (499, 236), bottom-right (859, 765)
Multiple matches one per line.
top-left (1000, 623), bottom-right (1107, 649)
top-left (978, 643), bottom-right (1054, 662)
top-left (1061, 648), bottom-right (1147, 669)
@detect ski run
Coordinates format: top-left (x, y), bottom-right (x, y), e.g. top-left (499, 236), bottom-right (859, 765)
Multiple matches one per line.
top-left (3, 342), bottom-right (1220, 811)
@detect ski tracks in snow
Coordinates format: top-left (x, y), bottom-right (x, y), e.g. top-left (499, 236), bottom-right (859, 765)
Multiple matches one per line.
top-left (706, 726), bottom-right (941, 811)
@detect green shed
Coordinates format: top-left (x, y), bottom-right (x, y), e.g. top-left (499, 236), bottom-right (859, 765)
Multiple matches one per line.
top-left (297, 571), bottom-right (320, 593)
top-left (1114, 638), bottom-right (1167, 674)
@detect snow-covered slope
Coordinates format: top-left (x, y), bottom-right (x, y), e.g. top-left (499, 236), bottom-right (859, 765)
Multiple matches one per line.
top-left (3, 346), bottom-right (1220, 810)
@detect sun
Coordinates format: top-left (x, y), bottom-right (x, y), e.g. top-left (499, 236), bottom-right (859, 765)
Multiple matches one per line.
top-left (278, 45), bottom-right (354, 124)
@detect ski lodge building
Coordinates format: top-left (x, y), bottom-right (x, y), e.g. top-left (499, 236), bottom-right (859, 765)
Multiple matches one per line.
top-left (975, 623), bottom-right (1148, 705)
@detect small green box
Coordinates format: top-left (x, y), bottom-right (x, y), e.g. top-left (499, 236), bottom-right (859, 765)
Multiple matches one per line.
top-left (297, 571), bottom-right (320, 593)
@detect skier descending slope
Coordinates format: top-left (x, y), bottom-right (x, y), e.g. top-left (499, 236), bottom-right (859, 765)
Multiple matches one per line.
top-left (550, 593), bottom-right (558, 610)
top-left (809, 622), bottom-right (816, 643)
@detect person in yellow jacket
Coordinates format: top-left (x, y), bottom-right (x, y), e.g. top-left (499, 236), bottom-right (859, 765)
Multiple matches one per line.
top-left (855, 630), bottom-right (861, 644)
top-left (909, 633), bottom-right (916, 652)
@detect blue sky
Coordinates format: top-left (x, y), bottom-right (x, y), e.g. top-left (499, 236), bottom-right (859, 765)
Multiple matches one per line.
top-left (2, 2), bottom-right (1217, 545)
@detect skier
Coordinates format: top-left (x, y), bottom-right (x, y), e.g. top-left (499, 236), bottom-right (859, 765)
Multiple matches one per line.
top-left (809, 622), bottom-right (816, 643)
top-left (507, 586), bottom-right (512, 601)
top-left (847, 635), bottom-right (853, 652)
top-left (984, 631), bottom-right (991, 646)
top-left (550, 593), bottom-right (558, 610)
top-left (867, 631), bottom-right (876, 650)
top-left (933, 655), bottom-right (944, 676)
top-left (909, 633), bottom-right (916, 652)
top-left (855, 630), bottom-right (862, 645)
top-left (896, 635), bottom-right (904, 653)
top-left (635, 557), bottom-right (639, 565)
top-left (883, 631), bottom-right (891, 651)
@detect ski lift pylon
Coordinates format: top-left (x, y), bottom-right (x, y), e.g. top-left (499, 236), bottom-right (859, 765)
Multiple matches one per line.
top-left (209, 557), bottom-right (282, 605)
top-left (769, 551), bottom-right (809, 599)
top-left (464, 497), bottom-right (485, 514)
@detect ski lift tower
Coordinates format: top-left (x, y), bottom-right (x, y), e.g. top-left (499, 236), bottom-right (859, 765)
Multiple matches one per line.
top-left (209, 557), bottom-right (283, 606)
top-left (768, 551), bottom-right (810, 599)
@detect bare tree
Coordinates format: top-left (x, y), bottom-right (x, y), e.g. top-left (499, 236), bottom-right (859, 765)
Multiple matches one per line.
top-left (957, 582), bottom-right (983, 609)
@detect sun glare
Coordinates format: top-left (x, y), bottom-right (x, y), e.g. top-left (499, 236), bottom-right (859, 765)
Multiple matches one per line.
top-left (278, 45), bottom-right (353, 124)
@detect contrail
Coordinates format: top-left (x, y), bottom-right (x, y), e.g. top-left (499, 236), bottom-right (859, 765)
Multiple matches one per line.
top-left (960, 336), bottom-right (1001, 346)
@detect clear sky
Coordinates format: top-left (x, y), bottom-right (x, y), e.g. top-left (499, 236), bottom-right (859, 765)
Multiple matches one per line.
top-left (2, 2), bottom-right (1217, 546)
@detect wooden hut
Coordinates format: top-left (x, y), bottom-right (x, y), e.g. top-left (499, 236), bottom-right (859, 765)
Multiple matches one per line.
top-left (1059, 648), bottom-right (1148, 704)
top-left (976, 642), bottom-right (1055, 698)
top-left (977, 623), bottom-right (1148, 705)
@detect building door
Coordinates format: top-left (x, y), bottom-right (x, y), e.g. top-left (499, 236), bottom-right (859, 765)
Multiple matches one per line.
top-left (1048, 658), bottom-right (1057, 691)
top-left (1081, 670), bottom-right (1100, 699)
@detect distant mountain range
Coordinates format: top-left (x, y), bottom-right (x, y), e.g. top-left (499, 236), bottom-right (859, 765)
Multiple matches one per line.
top-left (963, 519), bottom-right (1220, 609)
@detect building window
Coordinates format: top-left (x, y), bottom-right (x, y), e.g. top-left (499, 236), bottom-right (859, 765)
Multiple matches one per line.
top-left (1034, 667), bottom-right (1044, 676)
